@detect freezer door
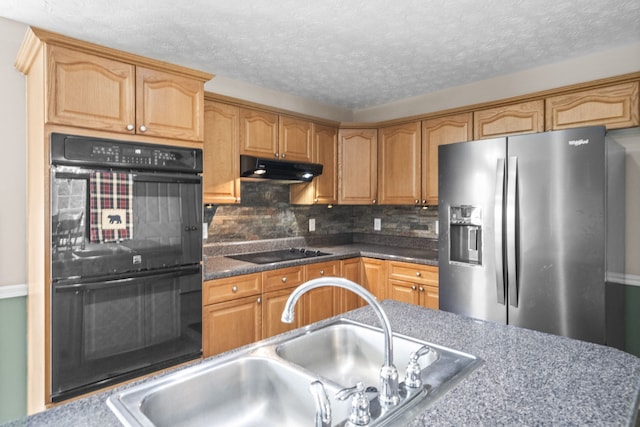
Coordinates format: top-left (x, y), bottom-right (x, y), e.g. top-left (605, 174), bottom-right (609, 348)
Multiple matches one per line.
top-left (438, 137), bottom-right (507, 324)
top-left (506, 127), bottom-right (606, 343)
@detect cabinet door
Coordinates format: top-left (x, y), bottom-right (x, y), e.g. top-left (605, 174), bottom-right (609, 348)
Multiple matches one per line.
top-left (419, 285), bottom-right (439, 310)
top-left (422, 113), bottom-right (473, 206)
top-left (46, 45), bottom-right (135, 132)
top-left (361, 258), bottom-right (387, 300)
top-left (303, 261), bottom-right (339, 325)
top-left (388, 279), bottom-right (420, 305)
top-left (239, 108), bottom-right (279, 158)
top-left (136, 66), bottom-right (205, 141)
top-left (278, 116), bottom-right (312, 162)
top-left (203, 295), bottom-right (261, 357)
top-left (338, 129), bottom-right (378, 205)
top-left (290, 123), bottom-right (338, 205)
top-left (378, 122), bottom-right (421, 205)
top-left (545, 82), bottom-right (640, 130)
top-left (473, 100), bottom-right (544, 140)
top-left (339, 258), bottom-right (365, 312)
top-left (262, 288), bottom-right (301, 339)
top-left (203, 101), bottom-right (240, 204)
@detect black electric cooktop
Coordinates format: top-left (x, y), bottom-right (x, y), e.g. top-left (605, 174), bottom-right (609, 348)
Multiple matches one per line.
top-left (226, 248), bottom-right (332, 264)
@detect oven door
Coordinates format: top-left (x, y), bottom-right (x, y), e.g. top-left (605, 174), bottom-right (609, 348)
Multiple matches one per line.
top-left (51, 167), bottom-right (202, 279)
top-left (51, 265), bottom-right (202, 402)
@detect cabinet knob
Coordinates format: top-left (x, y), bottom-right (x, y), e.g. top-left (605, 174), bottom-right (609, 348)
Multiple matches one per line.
top-left (422, 200), bottom-right (427, 205)
top-left (319, 270), bottom-right (325, 276)
top-left (235, 197), bottom-right (241, 203)
top-left (411, 285), bottom-right (417, 291)
top-left (139, 125), bottom-right (147, 132)
top-left (313, 198), bottom-right (318, 204)
top-left (281, 277), bottom-right (287, 283)
top-left (281, 153), bottom-right (286, 159)
top-left (415, 199), bottom-right (420, 204)
top-left (415, 272), bottom-right (421, 277)
top-left (372, 199), bottom-right (377, 205)
top-left (257, 297), bottom-right (262, 304)
top-left (274, 153), bottom-right (279, 158)
top-left (419, 286), bottom-right (424, 292)
top-left (232, 286), bottom-right (238, 293)
top-left (126, 124), bottom-right (135, 131)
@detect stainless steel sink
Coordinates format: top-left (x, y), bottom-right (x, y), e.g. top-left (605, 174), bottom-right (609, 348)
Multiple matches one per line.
top-left (108, 356), bottom-right (350, 427)
top-left (276, 322), bottom-right (439, 389)
top-left (108, 318), bottom-right (482, 426)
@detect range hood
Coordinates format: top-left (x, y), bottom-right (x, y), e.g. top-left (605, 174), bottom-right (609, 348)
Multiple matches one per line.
top-left (240, 155), bottom-right (323, 184)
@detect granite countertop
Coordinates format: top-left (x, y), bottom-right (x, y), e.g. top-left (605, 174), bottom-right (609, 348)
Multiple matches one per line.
top-left (203, 243), bottom-right (439, 281)
top-left (5, 300), bottom-right (639, 426)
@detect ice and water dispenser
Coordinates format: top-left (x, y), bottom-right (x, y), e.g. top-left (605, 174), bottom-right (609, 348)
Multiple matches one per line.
top-left (449, 205), bottom-right (482, 265)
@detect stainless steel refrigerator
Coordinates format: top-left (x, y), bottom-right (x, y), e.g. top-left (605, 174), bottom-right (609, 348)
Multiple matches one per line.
top-left (438, 126), bottom-right (625, 345)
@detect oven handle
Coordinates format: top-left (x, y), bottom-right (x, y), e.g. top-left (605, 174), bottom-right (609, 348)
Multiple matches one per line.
top-left (53, 265), bottom-right (201, 291)
top-left (53, 168), bottom-right (200, 184)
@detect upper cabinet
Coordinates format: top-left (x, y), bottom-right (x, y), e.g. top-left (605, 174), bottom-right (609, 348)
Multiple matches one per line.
top-left (422, 113), bottom-right (473, 206)
top-left (338, 128), bottom-right (378, 205)
top-left (290, 123), bottom-right (338, 205)
top-left (203, 100), bottom-right (240, 204)
top-left (545, 82), bottom-right (640, 130)
top-left (46, 44), bottom-right (207, 142)
top-left (473, 100), bottom-right (545, 140)
top-left (377, 122), bottom-right (421, 205)
top-left (239, 108), bottom-right (312, 162)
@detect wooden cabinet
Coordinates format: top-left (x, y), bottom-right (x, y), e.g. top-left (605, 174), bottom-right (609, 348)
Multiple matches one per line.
top-left (338, 128), bottom-right (378, 204)
top-left (422, 113), bottom-right (473, 206)
top-left (202, 273), bottom-right (262, 357)
top-left (361, 257), bottom-right (387, 300)
top-left (377, 122), bottom-right (422, 205)
top-left (303, 260), bottom-right (340, 325)
top-left (473, 100), bottom-right (544, 140)
top-left (278, 116), bottom-right (313, 162)
top-left (203, 100), bottom-right (240, 204)
top-left (47, 44), bottom-right (207, 141)
top-left (545, 82), bottom-right (640, 130)
top-left (339, 258), bottom-right (365, 312)
top-left (261, 266), bottom-right (305, 339)
top-left (387, 261), bottom-right (439, 310)
top-left (239, 108), bottom-right (312, 162)
top-left (290, 123), bottom-right (338, 205)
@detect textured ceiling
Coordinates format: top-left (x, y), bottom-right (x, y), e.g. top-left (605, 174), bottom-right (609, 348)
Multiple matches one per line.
top-left (2, 0), bottom-right (640, 110)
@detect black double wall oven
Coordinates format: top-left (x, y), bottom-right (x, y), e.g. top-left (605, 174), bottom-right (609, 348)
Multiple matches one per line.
top-left (50, 133), bottom-right (203, 402)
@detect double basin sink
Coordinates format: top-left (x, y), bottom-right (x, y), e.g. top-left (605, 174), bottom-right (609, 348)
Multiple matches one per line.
top-left (108, 318), bottom-right (482, 426)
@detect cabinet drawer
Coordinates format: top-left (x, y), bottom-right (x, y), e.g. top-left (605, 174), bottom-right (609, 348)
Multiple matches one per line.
top-left (203, 273), bottom-right (261, 305)
top-left (262, 266), bottom-right (304, 292)
top-left (387, 261), bottom-right (438, 287)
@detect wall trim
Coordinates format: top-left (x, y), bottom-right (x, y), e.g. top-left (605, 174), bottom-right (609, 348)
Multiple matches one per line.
top-left (607, 273), bottom-right (640, 287)
top-left (0, 284), bottom-right (28, 299)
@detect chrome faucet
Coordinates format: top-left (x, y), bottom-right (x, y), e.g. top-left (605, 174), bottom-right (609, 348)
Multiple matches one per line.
top-left (281, 277), bottom-right (400, 406)
top-left (309, 380), bottom-right (332, 427)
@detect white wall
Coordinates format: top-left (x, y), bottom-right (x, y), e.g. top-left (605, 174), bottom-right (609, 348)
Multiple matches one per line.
top-left (0, 17), bottom-right (27, 291)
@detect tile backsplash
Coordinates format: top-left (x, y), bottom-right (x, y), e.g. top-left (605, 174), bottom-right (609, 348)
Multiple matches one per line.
top-left (205, 182), bottom-right (438, 243)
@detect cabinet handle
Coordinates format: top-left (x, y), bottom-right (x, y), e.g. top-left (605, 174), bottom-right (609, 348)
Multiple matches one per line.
top-left (139, 125), bottom-right (147, 132)
top-left (126, 124), bottom-right (134, 131)
top-left (415, 272), bottom-right (421, 277)
top-left (232, 286), bottom-right (238, 293)
top-left (411, 285), bottom-right (417, 291)
top-left (281, 277), bottom-right (287, 283)
top-left (257, 297), bottom-right (262, 304)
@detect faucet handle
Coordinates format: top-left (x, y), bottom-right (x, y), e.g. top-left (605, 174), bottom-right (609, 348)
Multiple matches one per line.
top-left (309, 380), bottom-right (332, 427)
top-left (336, 381), bottom-right (371, 426)
top-left (404, 345), bottom-right (436, 389)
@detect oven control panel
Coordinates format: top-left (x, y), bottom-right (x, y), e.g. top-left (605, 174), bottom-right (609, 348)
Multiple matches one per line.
top-left (50, 133), bottom-right (203, 173)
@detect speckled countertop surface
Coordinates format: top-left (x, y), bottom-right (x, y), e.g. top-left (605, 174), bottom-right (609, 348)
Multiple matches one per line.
top-left (203, 243), bottom-right (439, 281)
top-left (5, 301), bottom-right (639, 426)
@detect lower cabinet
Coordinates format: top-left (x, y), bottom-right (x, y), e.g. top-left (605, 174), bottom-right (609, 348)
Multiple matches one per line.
top-left (340, 257), bottom-right (365, 312)
top-left (361, 257), bottom-right (387, 300)
top-left (261, 266), bottom-right (305, 339)
top-left (303, 260), bottom-right (340, 326)
top-left (202, 296), bottom-right (261, 357)
top-left (387, 261), bottom-right (439, 310)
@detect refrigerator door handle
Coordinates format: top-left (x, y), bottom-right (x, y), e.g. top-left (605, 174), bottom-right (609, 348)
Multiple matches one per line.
top-left (494, 158), bottom-right (506, 305)
top-left (506, 156), bottom-right (519, 307)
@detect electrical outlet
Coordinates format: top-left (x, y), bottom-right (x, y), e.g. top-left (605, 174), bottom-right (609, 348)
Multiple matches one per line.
top-left (309, 218), bottom-right (316, 232)
top-left (435, 220), bottom-right (439, 235)
top-left (202, 223), bottom-right (208, 239)
top-left (374, 218), bottom-right (381, 231)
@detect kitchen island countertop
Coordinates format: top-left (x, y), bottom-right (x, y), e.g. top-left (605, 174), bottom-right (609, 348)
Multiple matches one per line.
top-left (4, 300), bottom-right (639, 426)
top-left (203, 243), bottom-right (439, 281)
